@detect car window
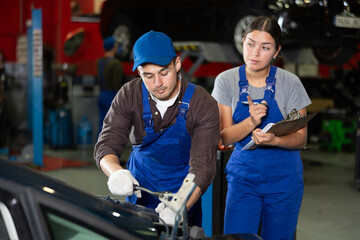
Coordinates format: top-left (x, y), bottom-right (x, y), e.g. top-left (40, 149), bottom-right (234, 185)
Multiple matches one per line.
top-left (44, 211), bottom-right (110, 240)
top-left (0, 201), bottom-right (19, 240)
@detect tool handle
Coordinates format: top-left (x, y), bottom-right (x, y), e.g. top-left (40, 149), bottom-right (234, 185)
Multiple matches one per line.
top-left (133, 185), bottom-right (172, 197)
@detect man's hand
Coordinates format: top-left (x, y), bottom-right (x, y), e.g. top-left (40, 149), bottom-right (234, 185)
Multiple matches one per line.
top-left (155, 202), bottom-right (182, 225)
top-left (107, 169), bottom-right (141, 198)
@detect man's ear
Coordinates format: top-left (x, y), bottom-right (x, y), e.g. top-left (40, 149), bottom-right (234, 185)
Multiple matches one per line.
top-left (175, 56), bottom-right (181, 72)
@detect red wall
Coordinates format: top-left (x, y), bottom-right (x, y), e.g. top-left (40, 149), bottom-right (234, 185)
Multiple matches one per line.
top-left (0, 0), bottom-right (104, 75)
top-left (0, 1), bottom-right (21, 62)
top-left (77, 0), bottom-right (95, 15)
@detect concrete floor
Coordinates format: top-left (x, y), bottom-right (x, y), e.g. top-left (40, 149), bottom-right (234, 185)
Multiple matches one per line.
top-left (298, 147), bottom-right (360, 240)
top-left (40, 144), bottom-right (360, 239)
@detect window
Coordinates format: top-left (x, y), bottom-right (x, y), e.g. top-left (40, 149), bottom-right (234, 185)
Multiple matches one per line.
top-left (45, 211), bottom-right (110, 240)
top-left (70, 0), bottom-right (105, 22)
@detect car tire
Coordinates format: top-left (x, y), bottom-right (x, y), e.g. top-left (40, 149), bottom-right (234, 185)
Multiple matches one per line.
top-left (312, 44), bottom-right (357, 66)
top-left (233, 14), bottom-right (258, 57)
top-left (108, 14), bottom-right (134, 61)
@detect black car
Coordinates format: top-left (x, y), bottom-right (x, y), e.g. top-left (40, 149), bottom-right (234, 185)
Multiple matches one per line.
top-left (100, 0), bottom-right (360, 65)
top-left (0, 158), bottom-right (160, 240)
top-left (0, 158), bottom-right (262, 240)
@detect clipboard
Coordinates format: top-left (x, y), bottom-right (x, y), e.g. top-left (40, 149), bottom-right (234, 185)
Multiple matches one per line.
top-left (242, 113), bottom-right (317, 150)
top-left (266, 113), bottom-right (317, 136)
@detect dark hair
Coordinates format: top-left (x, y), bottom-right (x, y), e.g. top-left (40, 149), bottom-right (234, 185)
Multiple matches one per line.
top-left (243, 16), bottom-right (282, 50)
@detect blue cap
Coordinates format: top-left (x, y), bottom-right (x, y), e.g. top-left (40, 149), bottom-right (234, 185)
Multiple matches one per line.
top-left (132, 31), bottom-right (177, 71)
top-left (103, 37), bottom-right (116, 51)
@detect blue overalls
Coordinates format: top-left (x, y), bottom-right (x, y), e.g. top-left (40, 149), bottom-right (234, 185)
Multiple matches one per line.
top-left (224, 65), bottom-right (303, 239)
top-left (127, 82), bottom-right (202, 227)
top-left (98, 57), bottom-right (117, 134)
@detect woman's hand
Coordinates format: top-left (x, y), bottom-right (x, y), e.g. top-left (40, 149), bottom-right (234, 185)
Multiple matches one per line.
top-left (251, 108), bottom-right (309, 149)
top-left (248, 96), bottom-right (268, 126)
top-left (251, 129), bottom-right (276, 147)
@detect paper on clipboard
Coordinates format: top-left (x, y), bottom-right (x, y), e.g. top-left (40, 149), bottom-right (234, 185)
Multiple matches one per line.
top-left (241, 122), bottom-right (274, 150)
top-left (242, 113), bottom-right (317, 150)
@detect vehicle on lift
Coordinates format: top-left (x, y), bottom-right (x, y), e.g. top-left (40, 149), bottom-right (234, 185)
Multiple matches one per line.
top-left (274, 0), bottom-right (360, 65)
top-left (99, 0), bottom-right (360, 65)
top-left (0, 158), bottom-right (261, 240)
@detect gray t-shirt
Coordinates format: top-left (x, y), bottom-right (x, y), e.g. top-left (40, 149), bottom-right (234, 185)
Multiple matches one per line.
top-left (211, 66), bottom-right (312, 119)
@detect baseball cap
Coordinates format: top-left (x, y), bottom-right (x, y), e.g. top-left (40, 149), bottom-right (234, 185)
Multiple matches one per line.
top-left (132, 31), bottom-right (177, 71)
top-left (103, 36), bottom-right (116, 51)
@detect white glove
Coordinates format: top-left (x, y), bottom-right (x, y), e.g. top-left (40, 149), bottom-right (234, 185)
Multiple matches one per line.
top-left (155, 202), bottom-right (182, 225)
top-left (107, 169), bottom-right (141, 198)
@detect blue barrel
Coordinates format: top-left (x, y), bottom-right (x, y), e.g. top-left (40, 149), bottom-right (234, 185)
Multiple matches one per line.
top-left (77, 115), bottom-right (92, 146)
top-left (48, 108), bottom-right (73, 148)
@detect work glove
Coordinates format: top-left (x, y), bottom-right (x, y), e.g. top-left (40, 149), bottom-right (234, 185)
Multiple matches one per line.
top-left (107, 169), bottom-right (141, 198)
top-left (155, 202), bottom-right (183, 225)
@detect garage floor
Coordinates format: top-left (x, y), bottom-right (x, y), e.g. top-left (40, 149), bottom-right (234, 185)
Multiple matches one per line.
top-left (39, 144), bottom-right (360, 240)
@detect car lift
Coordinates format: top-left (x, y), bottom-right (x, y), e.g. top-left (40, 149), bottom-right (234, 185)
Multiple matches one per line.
top-left (173, 41), bottom-right (242, 80)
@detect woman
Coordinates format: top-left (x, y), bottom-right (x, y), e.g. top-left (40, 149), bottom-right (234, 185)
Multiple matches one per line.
top-left (211, 16), bottom-right (311, 239)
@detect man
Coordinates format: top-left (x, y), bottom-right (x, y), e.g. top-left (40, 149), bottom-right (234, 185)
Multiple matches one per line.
top-left (94, 31), bottom-right (219, 226)
top-left (97, 36), bottom-right (124, 134)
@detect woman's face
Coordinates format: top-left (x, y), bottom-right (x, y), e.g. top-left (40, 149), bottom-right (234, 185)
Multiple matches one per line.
top-left (242, 30), bottom-right (281, 72)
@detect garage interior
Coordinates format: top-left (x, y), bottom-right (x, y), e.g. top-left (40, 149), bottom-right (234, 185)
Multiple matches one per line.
top-left (1, 0), bottom-right (360, 239)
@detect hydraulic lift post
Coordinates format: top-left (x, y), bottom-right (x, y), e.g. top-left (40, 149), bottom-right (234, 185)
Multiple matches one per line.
top-left (27, 8), bottom-right (44, 167)
top-left (355, 112), bottom-right (360, 190)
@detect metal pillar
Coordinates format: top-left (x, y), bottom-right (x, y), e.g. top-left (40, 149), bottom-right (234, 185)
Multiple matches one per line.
top-left (27, 20), bottom-right (33, 131)
top-left (201, 149), bottom-right (232, 236)
top-left (28, 9), bottom-right (44, 166)
top-left (355, 112), bottom-right (360, 190)
top-left (201, 183), bottom-right (213, 236)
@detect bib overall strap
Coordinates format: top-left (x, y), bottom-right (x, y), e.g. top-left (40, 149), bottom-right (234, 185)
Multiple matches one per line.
top-left (264, 65), bottom-right (277, 100)
top-left (141, 82), bottom-right (154, 135)
top-left (178, 82), bottom-right (196, 119)
top-left (238, 65), bottom-right (249, 103)
top-left (99, 57), bottom-right (112, 89)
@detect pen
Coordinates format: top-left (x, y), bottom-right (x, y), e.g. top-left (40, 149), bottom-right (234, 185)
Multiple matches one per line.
top-left (241, 101), bottom-right (268, 107)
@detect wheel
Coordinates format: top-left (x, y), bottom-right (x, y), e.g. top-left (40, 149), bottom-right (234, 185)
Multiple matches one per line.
top-left (233, 14), bottom-right (258, 57)
top-left (312, 44), bottom-right (357, 66)
top-left (108, 14), bottom-right (134, 61)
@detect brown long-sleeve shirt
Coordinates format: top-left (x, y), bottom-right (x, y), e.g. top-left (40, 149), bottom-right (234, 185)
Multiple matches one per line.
top-left (94, 77), bottom-right (220, 193)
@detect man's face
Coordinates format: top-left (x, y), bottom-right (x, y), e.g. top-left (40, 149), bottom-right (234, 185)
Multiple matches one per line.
top-left (138, 56), bottom-right (181, 100)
